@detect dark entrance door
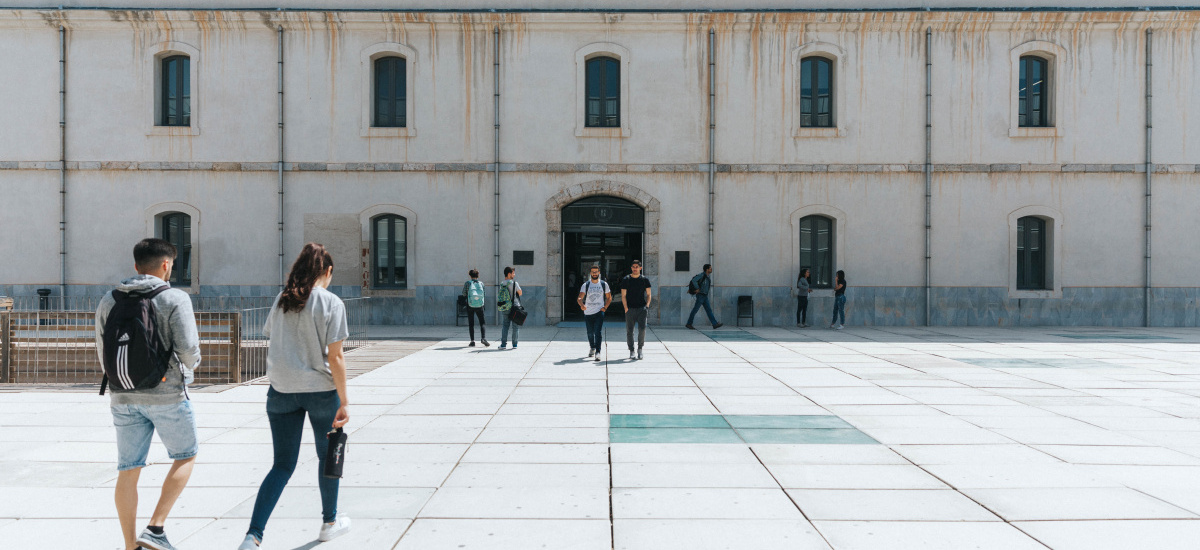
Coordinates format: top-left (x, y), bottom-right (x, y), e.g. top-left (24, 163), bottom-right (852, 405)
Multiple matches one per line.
top-left (562, 197), bottom-right (645, 322)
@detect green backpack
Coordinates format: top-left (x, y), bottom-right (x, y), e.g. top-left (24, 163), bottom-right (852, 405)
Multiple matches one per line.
top-left (467, 280), bottom-right (485, 308)
top-left (498, 282), bottom-right (512, 312)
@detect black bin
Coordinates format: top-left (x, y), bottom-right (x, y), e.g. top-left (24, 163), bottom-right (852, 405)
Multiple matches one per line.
top-left (736, 295), bottom-right (754, 327)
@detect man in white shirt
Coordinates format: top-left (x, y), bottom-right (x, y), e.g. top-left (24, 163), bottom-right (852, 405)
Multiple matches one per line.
top-left (576, 264), bottom-right (611, 362)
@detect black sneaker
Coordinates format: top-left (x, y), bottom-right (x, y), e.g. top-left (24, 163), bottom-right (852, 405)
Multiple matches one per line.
top-left (469, 341), bottom-right (476, 347)
top-left (713, 323), bottom-right (724, 329)
top-left (685, 324), bottom-right (695, 330)
top-left (482, 339), bottom-right (490, 347)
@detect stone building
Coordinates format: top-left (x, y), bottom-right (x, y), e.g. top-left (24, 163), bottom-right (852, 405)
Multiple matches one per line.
top-left (1, 1), bottom-right (1197, 326)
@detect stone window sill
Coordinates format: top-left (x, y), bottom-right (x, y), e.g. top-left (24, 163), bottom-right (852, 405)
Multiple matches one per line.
top-left (1009, 289), bottom-right (1062, 299)
top-left (576, 126), bottom-right (631, 138)
top-left (1009, 127), bottom-right (1062, 138)
top-left (147, 125), bottom-right (201, 137)
top-left (361, 127), bottom-right (417, 138)
top-left (793, 127), bottom-right (844, 138)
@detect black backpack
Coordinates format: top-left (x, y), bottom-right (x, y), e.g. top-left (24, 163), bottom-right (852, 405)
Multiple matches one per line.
top-left (688, 274), bottom-right (702, 295)
top-left (100, 286), bottom-right (173, 395)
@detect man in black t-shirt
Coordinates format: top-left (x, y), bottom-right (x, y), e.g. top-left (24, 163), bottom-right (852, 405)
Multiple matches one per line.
top-left (620, 259), bottom-right (653, 360)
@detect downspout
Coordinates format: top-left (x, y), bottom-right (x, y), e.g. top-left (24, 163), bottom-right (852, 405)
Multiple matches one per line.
top-left (493, 26), bottom-right (501, 324)
top-left (1144, 28), bottom-right (1153, 327)
top-left (924, 28), bottom-right (932, 326)
top-left (707, 28), bottom-right (715, 269)
top-left (59, 25), bottom-right (67, 304)
top-left (277, 26), bottom-right (285, 287)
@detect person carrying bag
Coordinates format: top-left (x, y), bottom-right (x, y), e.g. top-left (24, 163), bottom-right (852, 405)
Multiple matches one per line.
top-left (498, 267), bottom-right (525, 349)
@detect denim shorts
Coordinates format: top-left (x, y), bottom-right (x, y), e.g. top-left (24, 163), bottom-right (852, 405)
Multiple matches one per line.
top-left (111, 400), bottom-right (199, 471)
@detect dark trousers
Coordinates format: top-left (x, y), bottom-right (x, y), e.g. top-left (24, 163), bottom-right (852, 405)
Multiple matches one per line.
top-left (248, 388), bottom-right (341, 542)
top-left (625, 306), bottom-right (647, 351)
top-left (687, 294), bottom-right (719, 326)
top-left (467, 306), bottom-right (486, 341)
top-left (797, 296), bottom-right (809, 324)
top-left (584, 310), bottom-right (605, 352)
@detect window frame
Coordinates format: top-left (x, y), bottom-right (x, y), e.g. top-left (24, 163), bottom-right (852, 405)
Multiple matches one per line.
top-left (359, 205), bottom-right (418, 297)
top-left (1015, 216), bottom-right (1047, 290)
top-left (371, 214), bottom-right (409, 290)
top-left (798, 215), bottom-right (836, 289)
top-left (789, 205), bottom-right (846, 296)
top-left (146, 202), bottom-right (201, 293)
top-left (575, 43), bottom-right (632, 138)
top-left (584, 56), bottom-right (621, 128)
top-left (160, 212), bottom-right (193, 287)
top-left (1018, 55), bottom-right (1050, 128)
top-left (147, 42), bottom-right (201, 136)
top-left (1008, 41), bottom-right (1066, 138)
top-left (159, 55), bottom-right (191, 127)
top-left (372, 56), bottom-right (407, 128)
top-left (1008, 206), bottom-right (1062, 299)
top-left (360, 43), bottom-right (418, 138)
top-left (790, 42), bottom-right (847, 138)
top-left (799, 56), bottom-right (835, 129)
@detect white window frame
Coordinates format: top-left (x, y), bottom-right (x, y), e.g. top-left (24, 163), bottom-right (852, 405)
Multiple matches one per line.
top-left (360, 42), bottom-right (418, 138)
top-left (789, 42), bottom-right (848, 139)
top-left (789, 204), bottom-right (847, 297)
top-left (360, 204), bottom-right (417, 297)
top-left (575, 42), bottom-right (632, 138)
top-left (146, 42), bottom-right (201, 136)
top-left (1008, 205), bottom-right (1063, 299)
top-left (146, 202), bottom-right (201, 293)
top-left (1009, 41), bottom-right (1067, 138)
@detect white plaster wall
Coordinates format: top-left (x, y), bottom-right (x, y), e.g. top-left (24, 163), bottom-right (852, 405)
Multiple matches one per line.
top-left (1151, 174), bottom-right (1200, 288)
top-left (0, 173), bottom-right (61, 283)
top-left (0, 30), bottom-right (59, 161)
top-left (15, 1), bottom-right (1193, 10)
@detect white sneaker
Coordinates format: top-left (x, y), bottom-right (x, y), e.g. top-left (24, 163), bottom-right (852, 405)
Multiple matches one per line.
top-left (587, 349), bottom-right (595, 358)
top-left (238, 534), bottom-right (261, 550)
top-left (630, 351), bottom-right (636, 360)
top-left (593, 353), bottom-right (602, 362)
top-left (836, 324), bottom-right (844, 330)
top-left (637, 349), bottom-right (643, 360)
top-left (318, 516), bottom-right (351, 542)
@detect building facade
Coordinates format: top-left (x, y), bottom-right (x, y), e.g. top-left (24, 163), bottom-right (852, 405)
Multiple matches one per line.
top-left (1, 2), bottom-right (1198, 326)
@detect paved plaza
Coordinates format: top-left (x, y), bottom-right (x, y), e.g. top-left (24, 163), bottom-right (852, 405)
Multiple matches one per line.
top-left (4, 325), bottom-right (1200, 549)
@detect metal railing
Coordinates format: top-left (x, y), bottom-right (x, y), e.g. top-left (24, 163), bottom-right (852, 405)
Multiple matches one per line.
top-left (239, 297), bottom-right (371, 380)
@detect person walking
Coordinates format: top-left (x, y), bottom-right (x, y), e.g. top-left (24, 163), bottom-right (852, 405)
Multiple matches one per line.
top-left (796, 267), bottom-right (813, 328)
top-left (685, 264), bottom-right (723, 330)
top-left (497, 266), bottom-right (523, 350)
top-left (461, 269), bottom-right (489, 347)
top-left (95, 238), bottom-right (201, 550)
top-left (830, 269), bottom-right (847, 330)
top-left (620, 259), bottom-right (653, 360)
top-left (239, 243), bottom-right (351, 549)
top-left (577, 264), bottom-right (611, 361)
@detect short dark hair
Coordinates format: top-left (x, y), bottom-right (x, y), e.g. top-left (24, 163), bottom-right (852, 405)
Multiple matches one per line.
top-left (504, 266), bottom-right (514, 276)
top-left (469, 269), bottom-right (479, 278)
top-left (631, 260), bottom-right (641, 266)
top-left (703, 263), bottom-right (712, 271)
top-left (134, 238), bottom-right (177, 271)
top-left (590, 264), bottom-right (600, 271)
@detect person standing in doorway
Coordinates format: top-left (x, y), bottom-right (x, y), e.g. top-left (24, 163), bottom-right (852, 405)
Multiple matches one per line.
top-left (830, 270), bottom-right (847, 330)
top-left (239, 243), bottom-right (351, 549)
top-left (621, 259), bottom-right (653, 360)
top-left (498, 266), bottom-right (523, 350)
top-left (796, 267), bottom-right (813, 328)
top-left (96, 238), bottom-right (201, 550)
top-left (462, 269), bottom-right (489, 347)
top-left (686, 264), bottom-right (723, 330)
top-left (577, 264), bottom-right (611, 362)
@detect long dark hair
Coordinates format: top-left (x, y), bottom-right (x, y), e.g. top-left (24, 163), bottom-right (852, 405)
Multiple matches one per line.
top-left (280, 243), bottom-right (333, 313)
top-left (836, 270), bottom-right (846, 285)
top-left (798, 268), bottom-right (810, 282)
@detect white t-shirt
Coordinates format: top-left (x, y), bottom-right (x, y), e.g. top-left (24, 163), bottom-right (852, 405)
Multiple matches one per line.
top-left (579, 279), bottom-right (610, 315)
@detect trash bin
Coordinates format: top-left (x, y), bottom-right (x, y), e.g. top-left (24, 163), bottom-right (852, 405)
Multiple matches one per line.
top-left (736, 295), bottom-right (754, 327)
top-left (455, 295), bottom-right (469, 326)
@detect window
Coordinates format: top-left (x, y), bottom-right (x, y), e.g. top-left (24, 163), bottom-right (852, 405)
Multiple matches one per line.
top-left (1018, 55), bottom-right (1050, 128)
top-left (372, 214), bottom-right (407, 289)
top-left (161, 213), bottom-right (192, 286)
top-left (800, 56), bottom-right (834, 128)
top-left (585, 56), bottom-right (620, 128)
top-left (373, 56), bottom-right (406, 128)
top-left (1016, 216), bottom-right (1047, 290)
top-left (798, 215), bottom-right (834, 288)
top-left (159, 55), bottom-right (190, 127)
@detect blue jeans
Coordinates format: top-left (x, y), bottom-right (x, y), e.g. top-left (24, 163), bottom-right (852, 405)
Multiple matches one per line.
top-left (248, 388), bottom-right (341, 541)
top-left (111, 400), bottom-right (199, 471)
top-left (831, 295), bottom-right (847, 325)
top-left (687, 294), bottom-right (719, 326)
top-left (501, 313), bottom-right (519, 346)
top-left (584, 311), bottom-right (605, 352)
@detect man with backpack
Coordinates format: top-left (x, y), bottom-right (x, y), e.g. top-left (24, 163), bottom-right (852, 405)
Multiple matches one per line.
top-left (686, 263), bottom-right (723, 330)
top-left (95, 238), bottom-right (201, 550)
top-left (497, 266), bottom-right (523, 350)
top-left (576, 264), bottom-right (611, 361)
top-left (461, 269), bottom-right (489, 347)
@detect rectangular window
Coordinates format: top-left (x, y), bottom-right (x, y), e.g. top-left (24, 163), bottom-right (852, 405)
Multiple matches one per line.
top-left (800, 57), bottom-right (834, 128)
top-left (1019, 56), bottom-right (1049, 128)
top-left (374, 57), bottom-right (407, 128)
top-left (1016, 216), bottom-right (1047, 290)
top-left (799, 216), bottom-right (833, 288)
top-left (373, 215), bottom-right (407, 289)
top-left (160, 56), bottom-right (190, 127)
top-left (585, 57), bottom-right (620, 128)
top-left (161, 213), bottom-right (192, 286)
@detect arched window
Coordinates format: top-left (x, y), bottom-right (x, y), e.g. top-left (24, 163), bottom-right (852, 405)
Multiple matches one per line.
top-left (160, 55), bottom-right (190, 127)
top-left (373, 56), bottom-right (407, 128)
top-left (1016, 216), bottom-right (1047, 290)
top-left (161, 212), bottom-right (192, 286)
top-left (800, 56), bottom-right (834, 128)
top-left (585, 56), bottom-right (620, 128)
top-left (799, 215), bottom-right (834, 288)
top-left (1018, 55), bottom-right (1050, 128)
top-left (372, 214), bottom-right (407, 289)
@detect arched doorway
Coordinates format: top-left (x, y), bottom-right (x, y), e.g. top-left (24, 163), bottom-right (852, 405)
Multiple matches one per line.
top-left (561, 196), bottom-right (644, 321)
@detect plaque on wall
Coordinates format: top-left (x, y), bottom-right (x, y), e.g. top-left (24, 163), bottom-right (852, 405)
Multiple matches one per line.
top-left (513, 250), bottom-right (535, 265)
top-left (675, 251), bottom-right (690, 272)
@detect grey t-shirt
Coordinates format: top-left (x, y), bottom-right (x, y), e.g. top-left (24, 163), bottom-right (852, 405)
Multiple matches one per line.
top-left (263, 286), bottom-right (350, 393)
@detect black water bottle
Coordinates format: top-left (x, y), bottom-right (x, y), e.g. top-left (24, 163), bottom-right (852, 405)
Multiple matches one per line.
top-left (323, 428), bottom-right (347, 479)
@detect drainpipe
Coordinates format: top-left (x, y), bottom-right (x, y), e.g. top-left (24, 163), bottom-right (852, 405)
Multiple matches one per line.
top-left (707, 28), bottom-right (715, 269)
top-left (277, 26), bottom-right (285, 287)
top-left (59, 25), bottom-right (67, 305)
top-left (924, 28), bottom-right (932, 326)
top-left (1144, 28), bottom-right (1153, 327)
top-left (493, 26), bottom-right (502, 325)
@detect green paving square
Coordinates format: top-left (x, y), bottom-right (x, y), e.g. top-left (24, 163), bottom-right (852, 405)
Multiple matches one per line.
top-left (735, 428), bottom-right (879, 444)
top-left (704, 331), bottom-right (765, 341)
top-left (725, 415), bottom-right (853, 429)
top-left (960, 358), bottom-right (1056, 369)
top-left (1054, 334), bottom-right (1175, 340)
top-left (609, 427), bottom-right (743, 444)
top-left (610, 414), bottom-right (730, 428)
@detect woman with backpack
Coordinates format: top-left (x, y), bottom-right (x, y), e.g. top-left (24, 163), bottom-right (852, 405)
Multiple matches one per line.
top-left (830, 270), bottom-right (847, 330)
top-left (462, 269), bottom-right (489, 347)
top-left (239, 243), bottom-right (351, 549)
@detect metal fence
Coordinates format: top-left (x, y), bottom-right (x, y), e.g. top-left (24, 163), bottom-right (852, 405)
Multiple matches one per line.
top-left (0, 294), bottom-right (370, 385)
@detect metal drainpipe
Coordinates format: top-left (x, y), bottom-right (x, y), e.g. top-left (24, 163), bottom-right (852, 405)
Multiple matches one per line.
top-left (493, 26), bottom-right (501, 325)
top-left (707, 28), bottom-right (715, 269)
top-left (1144, 28), bottom-right (1153, 327)
top-left (59, 25), bottom-right (67, 305)
top-left (924, 28), bottom-right (932, 326)
top-left (277, 26), bottom-right (285, 287)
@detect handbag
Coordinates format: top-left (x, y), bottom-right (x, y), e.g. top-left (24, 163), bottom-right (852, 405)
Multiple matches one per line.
top-left (509, 281), bottom-right (528, 326)
top-left (323, 427), bottom-right (347, 478)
